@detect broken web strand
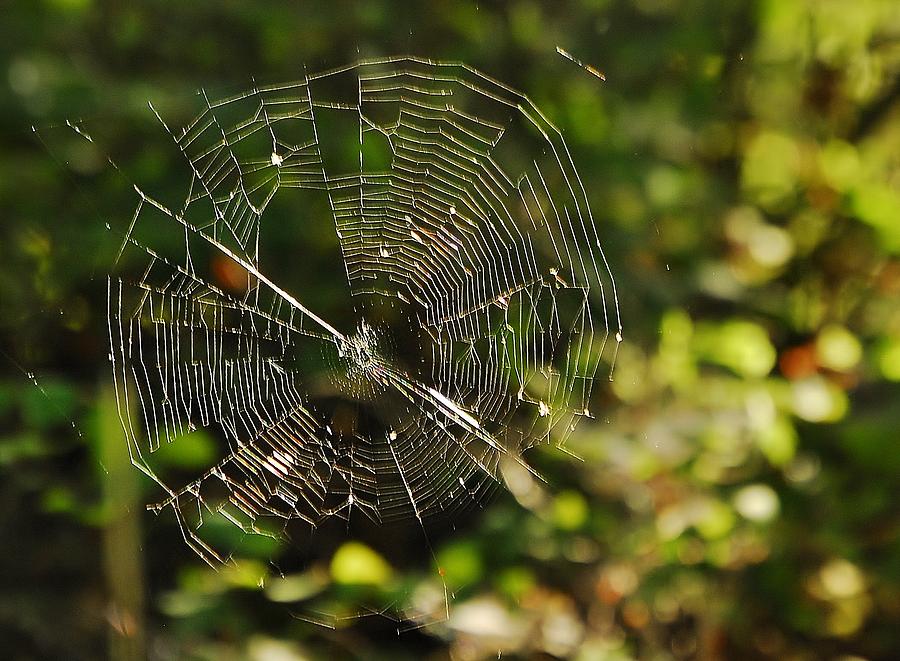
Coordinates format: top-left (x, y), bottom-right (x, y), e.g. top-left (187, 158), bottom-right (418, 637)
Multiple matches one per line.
top-left (0, 348), bottom-right (87, 445)
top-left (98, 56), bottom-right (620, 626)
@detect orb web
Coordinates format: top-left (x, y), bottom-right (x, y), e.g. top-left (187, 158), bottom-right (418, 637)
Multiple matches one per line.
top-left (105, 56), bottom-right (622, 567)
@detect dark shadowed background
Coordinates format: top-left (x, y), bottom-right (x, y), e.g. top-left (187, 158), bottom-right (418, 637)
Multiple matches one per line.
top-left (2, 1), bottom-right (899, 659)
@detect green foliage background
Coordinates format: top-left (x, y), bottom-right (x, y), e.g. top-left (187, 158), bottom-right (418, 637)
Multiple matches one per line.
top-left (1, 1), bottom-right (899, 659)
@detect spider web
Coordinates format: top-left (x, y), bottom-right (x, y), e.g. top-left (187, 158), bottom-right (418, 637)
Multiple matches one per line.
top-left (105, 56), bottom-right (622, 570)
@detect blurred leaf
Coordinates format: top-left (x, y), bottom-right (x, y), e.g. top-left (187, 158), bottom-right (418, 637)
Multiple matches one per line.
top-left (694, 499), bottom-right (736, 540)
top-left (264, 569), bottom-right (328, 603)
top-left (815, 325), bottom-right (862, 372)
top-left (437, 539), bottom-right (483, 591)
top-left (553, 490), bottom-right (589, 531)
top-left (756, 416), bottom-right (798, 466)
top-left (694, 320), bottom-right (776, 378)
top-left (330, 541), bottom-right (392, 586)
